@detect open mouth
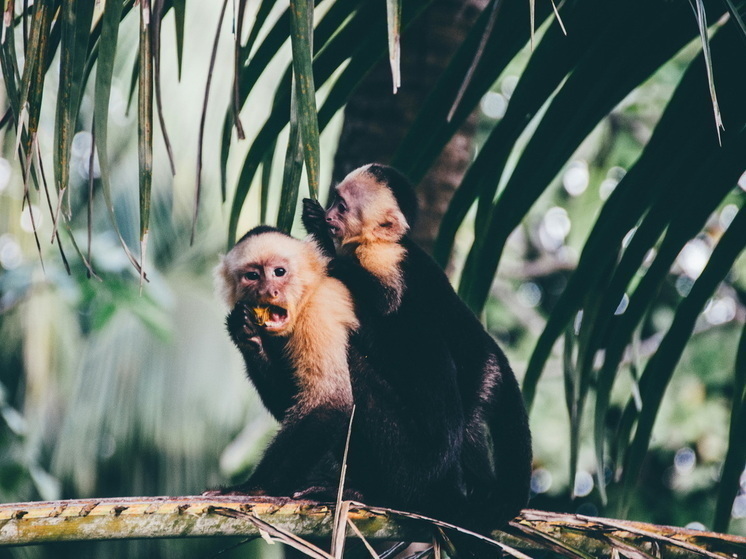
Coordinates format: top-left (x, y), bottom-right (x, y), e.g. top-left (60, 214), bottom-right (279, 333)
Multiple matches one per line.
top-left (251, 305), bottom-right (289, 331)
top-left (328, 224), bottom-right (341, 237)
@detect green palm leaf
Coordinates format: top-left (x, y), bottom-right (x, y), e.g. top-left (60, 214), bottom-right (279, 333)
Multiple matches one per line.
top-left (53, 0), bottom-right (93, 225)
top-left (392, 0), bottom-right (552, 183)
top-left (432, 0), bottom-right (613, 267)
top-left (714, 320), bottom-right (746, 532)
top-left (619, 197), bottom-right (746, 515)
top-left (138, 0), bottom-right (153, 282)
top-left (288, 0), bottom-right (320, 200)
top-left (459, 0), bottom-right (712, 313)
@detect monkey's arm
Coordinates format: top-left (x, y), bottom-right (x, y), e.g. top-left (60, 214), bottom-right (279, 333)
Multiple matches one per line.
top-left (328, 257), bottom-right (402, 315)
top-left (301, 198), bottom-right (336, 258)
top-left (226, 303), bottom-right (296, 421)
top-left (225, 404), bottom-right (351, 496)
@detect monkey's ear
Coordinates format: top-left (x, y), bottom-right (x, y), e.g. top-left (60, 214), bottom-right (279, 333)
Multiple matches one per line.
top-left (374, 208), bottom-right (408, 242)
top-left (213, 257), bottom-right (238, 308)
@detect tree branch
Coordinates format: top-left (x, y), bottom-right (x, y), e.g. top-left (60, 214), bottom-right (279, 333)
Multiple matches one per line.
top-left (1, 498), bottom-right (744, 558)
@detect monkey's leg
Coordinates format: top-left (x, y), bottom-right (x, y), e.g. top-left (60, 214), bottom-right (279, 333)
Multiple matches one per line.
top-left (231, 406), bottom-right (351, 496)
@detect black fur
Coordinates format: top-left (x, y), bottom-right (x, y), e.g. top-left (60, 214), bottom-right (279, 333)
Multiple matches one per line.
top-left (225, 303), bottom-right (296, 421)
top-left (223, 299), bottom-right (466, 516)
top-left (344, 305), bottom-right (466, 518)
top-left (366, 163), bottom-right (419, 227)
top-left (214, 232), bottom-right (465, 515)
top-left (221, 303), bottom-right (348, 495)
top-left (302, 165), bottom-right (532, 532)
top-left (236, 224), bottom-right (285, 244)
top-left (301, 198), bottom-right (336, 258)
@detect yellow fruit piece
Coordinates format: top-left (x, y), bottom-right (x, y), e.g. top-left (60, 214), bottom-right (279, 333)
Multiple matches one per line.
top-left (252, 306), bottom-right (271, 326)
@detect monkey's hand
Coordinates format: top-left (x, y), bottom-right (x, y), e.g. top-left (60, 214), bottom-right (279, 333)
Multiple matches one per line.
top-left (301, 198), bottom-right (326, 233)
top-left (302, 198), bottom-right (336, 258)
top-left (226, 303), bottom-right (265, 354)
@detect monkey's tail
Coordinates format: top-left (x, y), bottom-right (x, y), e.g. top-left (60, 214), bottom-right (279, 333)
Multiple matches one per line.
top-left (466, 369), bottom-right (532, 535)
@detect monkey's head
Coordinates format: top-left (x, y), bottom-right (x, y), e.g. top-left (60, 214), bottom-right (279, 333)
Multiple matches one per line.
top-left (326, 164), bottom-right (418, 245)
top-left (215, 226), bottom-right (328, 335)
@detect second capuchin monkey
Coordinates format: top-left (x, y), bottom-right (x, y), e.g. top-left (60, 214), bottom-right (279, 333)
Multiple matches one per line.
top-left (303, 164), bottom-right (533, 530)
top-left (210, 226), bottom-right (466, 519)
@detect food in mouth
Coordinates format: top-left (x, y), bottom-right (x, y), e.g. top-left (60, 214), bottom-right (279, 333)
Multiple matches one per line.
top-left (251, 305), bottom-right (289, 331)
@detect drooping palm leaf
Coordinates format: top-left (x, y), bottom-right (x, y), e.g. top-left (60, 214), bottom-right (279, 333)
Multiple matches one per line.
top-left (277, 76), bottom-right (305, 233)
top-left (288, 0), bottom-right (320, 200)
top-left (458, 0), bottom-right (715, 313)
top-left (432, 0), bottom-right (613, 267)
top-left (231, 0), bottom-right (248, 140)
top-left (151, 0), bottom-right (176, 175)
top-left (514, 5), bottom-right (734, 411)
top-left (53, 0), bottom-right (93, 227)
top-left (228, 0), bottom-right (433, 245)
top-left (691, 0), bottom-right (724, 143)
top-left (392, 0), bottom-right (553, 182)
top-left (172, 0), bottom-right (185, 79)
top-left (93, 0), bottom-right (144, 274)
top-left (714, 320), bottom-right (746, 532)
top-left (260, 141), bottom-right (276, 223)
top-left (218, 0), bottom-right (344, 201)
top-left (385, 0), bottom-right (402, 93)
top-left (194, 0), bottom-right (230, 243)
top-left (18, 0), bottom-right (53, 182)
top-left (138, 0), bottom-right (154, 284)
top-left (618, 198), bottom-right (746, 514)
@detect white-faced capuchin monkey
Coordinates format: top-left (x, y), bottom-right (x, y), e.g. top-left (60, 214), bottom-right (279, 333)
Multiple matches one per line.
top-left (302, 164), bottom-right (533, 531)
top-left (209, 225), bottom-right (466, 518)
top-left (210, 225), bottom-right (358, 496)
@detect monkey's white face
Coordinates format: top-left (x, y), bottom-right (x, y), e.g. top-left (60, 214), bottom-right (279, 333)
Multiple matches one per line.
top-left (326, 166), bottom-right (408, 244)
top-left (235, 260), bottom-right (292, 332)
top-left (216, 232), bottom-right (326, 335)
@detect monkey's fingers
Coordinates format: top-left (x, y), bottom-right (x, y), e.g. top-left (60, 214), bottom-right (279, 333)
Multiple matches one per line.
top-left (301, 198), bottom-right (326, 231)
top-left (292, 486), bottom-right (365, 502)
top-left (227, 304), bottom-right (265, 351)
top-left (242, 326), bottom-right (263, 349)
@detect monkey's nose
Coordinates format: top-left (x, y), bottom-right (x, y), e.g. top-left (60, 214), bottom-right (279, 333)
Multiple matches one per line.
top-left (325, 215), bottom-right (332, 222)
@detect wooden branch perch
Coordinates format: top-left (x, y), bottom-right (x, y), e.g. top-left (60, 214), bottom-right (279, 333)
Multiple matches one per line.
top-left (0, 497), bottom-right (744, 559)
top-left (0, 496), bottom-right (412, 546)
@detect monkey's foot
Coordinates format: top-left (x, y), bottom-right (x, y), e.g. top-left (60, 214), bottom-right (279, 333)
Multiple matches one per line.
top-left (202, 486), bottom-right (295, 504)
top-left (292, 486), bottom-right (365, 502)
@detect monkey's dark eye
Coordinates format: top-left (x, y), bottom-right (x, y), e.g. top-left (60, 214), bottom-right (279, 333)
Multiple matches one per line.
top-left (274, 267), bottom-right (286, 277)
top-left (338, 201), bottom-right (347, 214)
top-left (243, 271), bottom-right (260, 281)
